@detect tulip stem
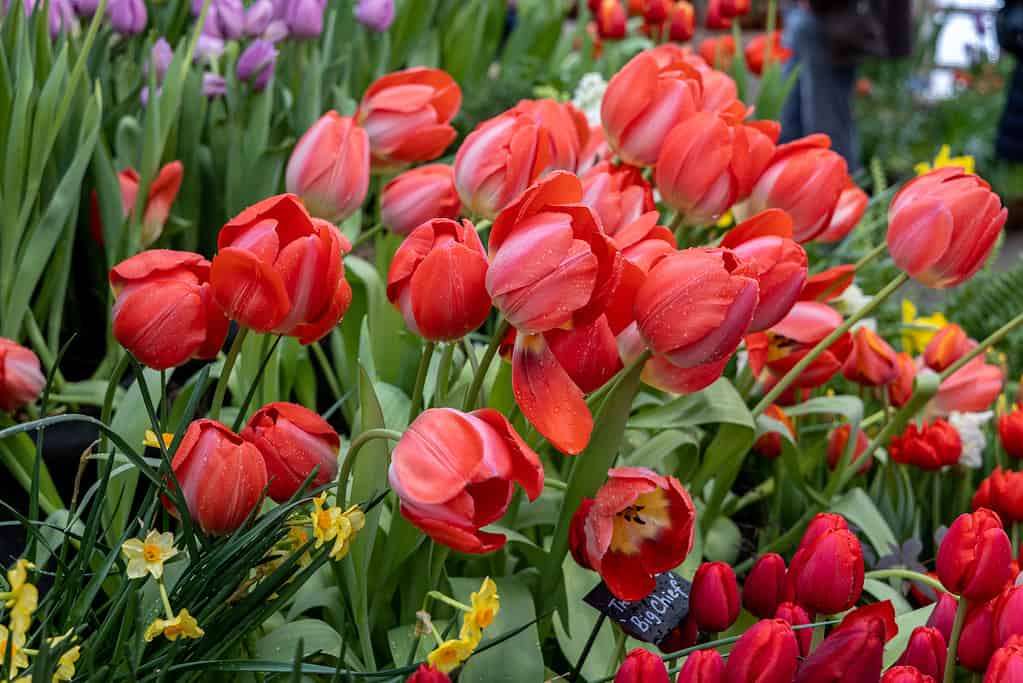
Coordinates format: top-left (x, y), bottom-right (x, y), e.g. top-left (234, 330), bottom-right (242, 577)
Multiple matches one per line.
top-left (409, 342), bottom-right (436, 422)
top-left (568, 613), bottom-right (607, 682)
top-left (853, 242), bottom-right (888, 271)
top-left (669, 212), bottom-right (686, 244)
top-left (337, 428), bottom-right (403, 507)
top-left (462, 319), bottom-right (510, 411)
top-left (435, 343), bottom-right (456, 405)
top-left (209, 327), bottom-right (249, 422)
top-left (938, 309), bottom-right (1023, 382)
top-left (752, 272), bottom-right (908, 417)
top-left (352, 223), bottom-right (383, 249)
top-left (863, 569), bottom-right (948, 595)
top-left (944, 596), bottom-right (970, 683)
top-left (809, 622), bottom-right (826, 653)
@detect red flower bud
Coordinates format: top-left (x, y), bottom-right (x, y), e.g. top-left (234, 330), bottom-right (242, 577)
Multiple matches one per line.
top-left (405, 665), bottom-right (450, 683)
top-left (974, 467), bottom-right (1023, 525)
top-left (932, 357), bottom-right (1004, 416)
top-left (889, 420), bottom-right (962, 471)
top-left (958, 598), bottom-right (997, 672)
top-left (674, 649), bottom-right (722, 683)
top-left (937, 509), bottom-right (1013, 601)
top-left (923, 323), bottom-right (975, 372)
top-left (888, 352), bottom-right (917, 408)
top-left (789, 527), bottom-right (864, 615)
top-left (285, 113), bottom-right (369, 224)
top-left (721, 619), bottom-right (800, 683)
top-left (896, 626), bottom-right (946, 680)
top-left (753, 405), bottom-right (795, 460)
top-left (986, 638), bottom-right (1023, 682)
top-left (774, 601), bottom-right (812, 656)
top-left (614, 648), bottom-right (668, 683)
top-left (0, 338), bottom-right (45, 412)
top-left (994, 585), bottom-right (1023, 647)
top-left (742, 553), bottom-right (790, 618)
top-left (744, 31), bottom-right (792, 78)
top-left (841, 327), bottom-right (899, 387)
top-left (882, 666), bottom-right (937, 683)
top-left (380, 164), bottom-right (462, 237)
top-left (998, 404), bottom-right (1023, 459)
top-left (826, 424), bottom-right (872, 474)
top-left (597, 0), bottom-right (628, 39)
top-left (690, 562), bottom-right (739, 632)
top-left (794, 602), bottom-right (896, 683)
top-left (927, 592), bottom-right (959, 643)
top-left (667, 1), bottom-right (694, 42)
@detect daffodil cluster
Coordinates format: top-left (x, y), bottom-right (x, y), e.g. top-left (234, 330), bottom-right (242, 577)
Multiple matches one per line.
top-left (425, 578), bottom-right (500, 674)
top-left (310, 493), bottom-right (366, 561)
top-left (0, 559), bottom-right (37, 679)
top-left (901, 299), bottom-right (949, 354)
top-left (121, 530), bottom-right (204, 644)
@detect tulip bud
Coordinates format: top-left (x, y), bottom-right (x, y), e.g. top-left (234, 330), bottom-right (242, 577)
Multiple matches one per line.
top-left (240, 402), bottom-right (340, 502)
top-left (817, 178), bottom-right (868, 242)
top-left (148, 38), bottom-right (173, 83)
top-left (995, 585), bottom-right (1023, 646)
top-left (236, 39), bottom-right (277, 91)
top-left (203, 73), bottom-right (227, 99)
top-left (927, 592), bottom-right (959, 643)
top-left (789, 527), bottom-right (864, 615)
top-left (668, 1), bottom-right (694, 41)
top-left (795, 602), bottom-right (896, 683)
top-left (285, 0), bottom-right (325, 38)
top-left (986, 639), bottom-right (1023, 682)
top-left (690, 562), bottom-right (739, 633)
top-left (882, 666), bottom-right (937, 683)
top-left (932, 357), bottom-right (1003, 416)
top-left (937, 509), bottom-right (1013, 601)
top-left (196, 35), bottom-right (226, 64)
top-left (643, 0), bottom-right (669, 24)
top-left (244, 0), bottom-right (272, 35)
top-left (842, 327), bottom-right (899, 387)
top-left (405, 665), bottom-right (450, 683)
top-left (674, 649), bottom-right (722, 683)
top-left (0, 338), bottom-right (45, 412)
top-left (998, 405), bottom-right (1023, 459)
top-left (923, 323), bottom-right (974, 372)
top-left (167, 419), bottom-right (268, 535)
top-left (381, 164), bottom-right (462, 237)
top-left (887, 167), bottom-right (1006, 288)
top-left (896, 626), bottom-right (946, 680)
top-left (889, 420), bottom-right (962, 471)
top-left (107, 0), bottom-right (146, 35)
top-left (72, 0), bottom-right (99, 17)
top-left (704, 0), bottom-right (731, 29)
top-left (742, 553), bottom-right (790, 618)
top-left (889, 352), bottom-right (917, 407)
top-left (721, 619), bottom-right (800, 683)
top-left (753, 405), bottom-right (795, 460)
top-left (614, 648), bottom-right (669, 683)
top-left (204, 0), bottom-right (244, 39)
top-left (116, 161), bottom-right (184, 247)
top-left (974, 467), bottom-right (1023, 525)
top-left (826, 424), bottom-right (872, 474)
top-left (800, 512), bottom-right (849, 547)
top-left (774, 601), bottom-right (812, 656)
top-left (580, 161), bottom-right (656, 240)
top-left (286, 112), bottom-right (370, 224)
top-left (355, 0), bottom-right (394, 32)
top-left (597, 0), bottom-right (627, 39)
top-left (959, 599), bottom-right (997, 672)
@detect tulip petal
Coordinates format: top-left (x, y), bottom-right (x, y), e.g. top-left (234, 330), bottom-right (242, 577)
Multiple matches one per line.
top-left (887, 197), bottom-right (954, 281)
top-left (545, 316), bottom-right (623, 394)
top-left (113, 282), bottom-right (207, 370)
top-left (410, 242), bottom-right (492, 341)
top-left (399, 501), bottom-right (507, 554)
top-left (210, 246), bottom-right (291, 332)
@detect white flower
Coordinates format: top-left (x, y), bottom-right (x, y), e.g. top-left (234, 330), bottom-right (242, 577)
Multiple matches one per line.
top-left (835, 283), bottom-right (872, 317)
top-left (948, 410), bottom-right (993, 469)
top-left (571, 72), bottom-right (608, 126)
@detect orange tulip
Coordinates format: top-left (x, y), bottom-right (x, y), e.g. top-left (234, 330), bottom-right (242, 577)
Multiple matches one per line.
top-left (698, 35), bottom-right (735, 69)
top-left (888, 351), bottom-right (917, 407)
top-left (744, 31), bottom-right (791, 76)
top-left (380, 164), bottom-right (462, 236)
top-left (667, 1), bottom-right (694, 41)
top-left (827, 424), bottom-right (872, 474)
top-left (923, 323), bottom-right (975, 372)
top-left (117, 161), bottom-right (183, 247)
top-left (931, 356), bottom-right (1003, 416)
top-left (842, 327), bottom-right (899, 387)
top-left (285, 112), bottom-right (369, 224)
top-left (596, 0), bottom-right (627, 38)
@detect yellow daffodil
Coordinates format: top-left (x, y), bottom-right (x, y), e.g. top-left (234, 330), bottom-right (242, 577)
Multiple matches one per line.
top-left (310, 494), bottom-right (365, 561)
top-left (914, 144), bottom-right (975, 176)
top-left (121, 530), bottom-right (178, 580)
top-left (144, 608), bottom-right (204, 642)
top-left (4, 559), bottom-right (37, 636)
top-left (901, 299), bottom-right (949, 353)
top-left (464, 577), bottom-right (499, 634)
top-left (426, 637), bottom-right (474, 674)
top-left (52, 645), bottom-right (80, 682)
top-left (329, 507), bottom-right (366, 561)
top-left (143, 430), bottom-right (174, 449)
top-left (0, 625), bottom-right (29, 675)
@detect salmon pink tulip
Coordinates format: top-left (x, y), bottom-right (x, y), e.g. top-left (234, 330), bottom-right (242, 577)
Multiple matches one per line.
top-left (799, 264), bottom-right (855, 302)
top-left (0, 338), bottom-right (45, 412)
top-left (380, 164), bottom-right (462, 236)
top-left (746, 301), bottom-right (852, 390)
top-left (931, 356), bottom-right (1003, 416)
top-left (117, 161), bottom-right (183, 247)
top-left (580, 161), bottom-right (656, 240)
top-left (817, 178), bottom-right (868, 243)
top-left (285, 112), bottom-right (369, 224)
top-left (510, 99), bottom-right (590, 173)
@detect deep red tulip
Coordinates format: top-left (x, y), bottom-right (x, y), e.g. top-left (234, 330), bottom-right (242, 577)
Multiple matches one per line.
top-left (386, 218), bottom-right (491, 341)
top-left (615, 648), bottom-right (668, 683)
top-left (545, 315), bottom-right (623, 393)
top-left (674, 649), bottom-right (722, 682)
top-left (882, 666), bottom-right (937, 683)
top-left (0, 338), bottom-right (44, 412)
top-left (973, 467), bottom-right (1023, 525)
top-left (889, 420), bottom-right (962, 471)
top-left (643, 0), bottom-right (669, 24)
top-left (721, 619), bottom-right (799, 683)
top-left (580, 161), bottom-right (656, 240)
top-left (998, 405), bottom-right (1023, 459)
top-left (745, 134), bottom-right (848, 243)
top-left (601, 48), bottom-right (703, 167)
top-left (826, 424), bottom-right (872, 474)
top-left (744, 31), bottom-right (791, 76)
top-left (166, 419), bottom-right (268, 535)
top-left (817, 178), bottom-right (868, 243)
top-left (635, 247), bottom-right (758, 369)
top-left (356, 67), bottom-right (461, 170)
top-left (576, 467), bottom-right (696, 601)
top-left (788, 526), bottom-right (864, 615)
top-left (667, 1), bottom-right (694, 41)
top-left (657, 614), bottom-right (698, 654)
top-left (753, 405), bottom-right (795, 459)
top-left (117, 161), bottom-right (184, 247)
top-left (896, 626), bottom-right (946, 680)
top-left (405, 665), bottom-right (450, 683)
top-left (774, 601), bottom-right (812, 656)
top-left (597, 0), bottom-right (627, 39)
top-left (842, 327), bottom-right (899, 387)
top-left (487, 172), bottom-right (621, 454)
top-left (794, 602), bottom-right (896, 683)
top-left (746, 302), bottom-right (852, 391)
top-left (909, 571), bottom-right (944, 606)
top-left (380, 164), bottom-right (462, 237)
top-left (958, 598), bottom-right (997, 672)
top-left (799, 264), bottom-right (855, 302)
top-left (510, 99), bottom-right (590, 174)
top-left (720, 209), bottom-right (806, 332)
top-left (923, 323), bottom-right (974, 372)
top-left (927, 592), bottom-right (959, 643)
top-left (742, 553), bottom-right (790, 618)
top-left (240, 402), bottom-right (339, 502)
top-left (211, 195), bottom-right (353, 344)
top-left (986, 638), bottom-right (1023, 682)
top-left (690, 562), bottom-right (739, 632)
top-left (388, 408), bottom-right (543, 554)
top-left (703, 4), bottom-right (732, 33)
top-left (285, 112), bottom-right (369, 224)
top-left (995, 585), bottom-right (1023, 647)
top-left (931, 356), bottom-right (1003, 416)
top-left (719, 0), bottom-right (749, 17)
top-left (800, 511), bottom-right (849, 547)
top-left (937, 509), bottom-right (1013, 601)
top-left (887, 166), bottom-right (1006, 288)
top-left (110, 250), bottom-right (229, 370)
top-left (889, 352), bottom-right (917, 407)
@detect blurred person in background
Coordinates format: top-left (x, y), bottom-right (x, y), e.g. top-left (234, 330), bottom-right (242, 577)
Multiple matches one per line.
top-left (997, 0), bottom-right (1023, 161)
top-left (780, 0), bottom-right (913, 171)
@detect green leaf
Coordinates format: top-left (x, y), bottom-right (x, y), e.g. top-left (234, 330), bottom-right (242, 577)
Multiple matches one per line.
top-left (831, 487), bottom-right (898, 559)
top-left (554, 556), bottom-right (615, 682)
top-left (862, 579), bottom-right (913, 615)
top-left (884, 604), bottom-right (935, 668)
top-left (631, 378), bottom-right (754, 431)
top-left (254, 619), bottom-right (342, 659)
top-left (703, 515), bottom-right (742, 564)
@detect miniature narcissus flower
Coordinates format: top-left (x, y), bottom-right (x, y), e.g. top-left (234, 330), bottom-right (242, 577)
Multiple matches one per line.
top-left (4, 559), bottom-right (37, 636)
top-left (144, 608), bottom-right (205, 642)
top-left (121, 530), bottom-right (178, 580)
top-left (310, 493), bottom-right (366, 561)
top-left (460, 578), bottom-right (500, 645)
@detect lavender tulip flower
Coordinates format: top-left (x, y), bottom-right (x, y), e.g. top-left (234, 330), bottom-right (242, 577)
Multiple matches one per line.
top-left (202, 72), bottom-right (227, 98)
top-left (244, 0), bottom-right (272, 36)
top-left (195, 34), bottom-right (225, 63)
top-left (107, 0), bottom-right (146, 35)
top-left (284, 0), bottom-right (324, 38)
top-left (147, 38), bottom-right (174, 82)
top-left (236, 39), bottom-right (276, 90)
top-left (355, 0), bottom-right (393, 32)
top-left (49, 0), bottom-right (77, 36)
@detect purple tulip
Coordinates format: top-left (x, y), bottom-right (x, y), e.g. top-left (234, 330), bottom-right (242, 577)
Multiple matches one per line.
top-left (202, 0), bottom-right (244, 39)
top-left (2, 0), bottom-right (35, 17)
top-left (263, 18), bottom-right (288, 42)
top-left (202, 72), bottom-right (227, 98)
top-left (49, 0), bottom-right (77, 36)
top-left (107, 0), bottom-right (146, 35)
top-left (147, 38), bottom-right (174, 82)
top-left (284, 0), bottom-right (324, 38)
top-left (71, 0), bottom-right (99, 16)
top-left (195, 34), bottom-right (225, 63)
top-left (236, 39), bottom-right (276, 90)
top-left (354, 0), bottom-right (393, 32)
top-left (244, 0), bottom-right (272, 35)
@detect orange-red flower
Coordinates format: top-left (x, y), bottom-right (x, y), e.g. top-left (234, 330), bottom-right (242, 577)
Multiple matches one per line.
top-left (667, 1), bottom-right (694, 41)
top-left (580, 161), bottom-right (656, 240)
top-left (110, 250), bottom-right (229, 370)
top-left (387, 218), bottom-right (491, 341)
top-left (937, 509), bottom-right (1013, 601)
top-left (0, 338), bottom-right (44, 412)
top-left (746, 301), bottom-right (852, 390)
top-left (356, 67), bottom-right (461, 170)
top-left (596, 0), bottom-right (627, 39)
top-left (887, 167), bottom-right (1006, 288)
top-left (510, 99), bottom-right (590, 173)
top-left (285, 112), bottom-right (369, 224)
top-left (998, 404), bottom-right (1023, 459)
top-left (799, 264), bottom-right (855, 302)
top-left (388, 408), bottom-right (543, 554)
top-left (117, 161), bottom-right (184, 247)
top-left (744, 31), bottom-right (791, 76)
top-left (931, 356), bottom-right (1003, 416)
top-left (890, 420), bottom-right (962, 470)
top-left (889, 352), bottom-right (917, 407)
top-left (754, 404), bottom-right (795, 459)
top-left (842, 327), bottom-right (899, 386)
top-left (827, 424), bottom-right (872, 474)
top-left (973, 467), bottom-right (1023, 525)
top-left (923, 323), bottom-right (974, 372)
top-left (817, 178), bottom-right (868, 243)
top-left (575, 467), bottom-right (696, 600)
top-left (380, 164), bottom-right (462, 236)
top-left (210, 194), bottom-right (352, 344)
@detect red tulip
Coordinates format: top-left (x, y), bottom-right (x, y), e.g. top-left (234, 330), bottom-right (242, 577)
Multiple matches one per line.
top-left (380, 164), bottom-right (462, 236)
top-left (545, 315), bottom-right (623, 393)
top-left (576, 467), bottom-right (696, 601)
top-left (285, 112), bottom-right (369, 224)
top-left (753, 405), bottom-right (795, 459)
top-left (510, 99), bottom-right (590, 174)
top-left (994, 585), bottom-right (1023, 647)
top-left (826, 424), bottom-right (872, 474)
top-left (887, 167), bottom-right (1006, 288)
top-left (118, 161), bottom-right (184, 247)
top-left (799, 264), bottom-right (855, 302)
top-left (453, 110), bottom-right (553, 220)
top-left (577, 124), bottom-right (612, 175)
top-left (745, 134), bottom-right (849, 243)
top-left (742, 553), bottom-right (790, 618)
top-left (746, 302), bottom-right (852, 390)
top-left (923, 323), bottom-right (975, 372)
top-left (386, 218), bottom-right (491, 341)
top-left (704, 3), bottom-right (731, 31)
top-left (788, 526), bottom-right (864, 614)
top-left (487, 172), bottom-right (621, 454)
top-left (596, 0), bottom-right (627, 39)
top-left (958, 598), bottom-right (997, 672)
top-left (356, 67), bottom-right (461, 170)
top-left (744, 31), bottom-right (791, 76)
top-left (882, 666), bottom-right (937, 683)
top-left (405, 665), bottom-right (450, 683)
top-left (643, 0), bottom-right (669, 24)
top-left (719, 0), bottom-right (749, 17)
top-left (211, 195), bottom-right (353, 344)
top-left (931, 356), bottom-right (1003, 416)
top-left (674, 649), bottom-right (722, 682)
top-left (998, 404), bottom-right (1023, 459)
top-left (601, 48), bottom-right (703, 167)
top-left (635, 247), bottom-right (758, 369)
top-left (0, 338), bottom-right (45, 412)
top-left (690, 562), bottom-right (739, 632)
top-left (721, 619), bottom-right (799, 683)
top-left (387, 408), bottom-right (543, 553)
top-left (974, 467), bottom-right (1023, 525)
top-left (721, 209), bottom-right (807, 332)
top-left (240, 402), bottom-right (339, 502)
top-left (166, 419), bottom-right (268, 535)
top-left (580, 161), bottom-right (656, 240)
top-left (617, 323), bottom-right (730, 395)
top-left (896, 626), bottom-right (947, 680)
top-left (800, 511), bottom-right (849, 547)
top-left (794, 602), bottom-right (895, 683)
top-left (690, 64), bottom-right (737, 113)
top-left (657, 614), bottom-right (698, 654)
top-left (774, 601), bottom-right (812, 656)
top-left (110, 250), bottom-right (229, 370)
top-left (817, 178), bottom-right (868, 243)
top-left (842, 327), bottom-right (899, 387)
top-left (889, 420), bottom-right (962, 470)
top-left (937, 509), bottom-right (1013, 601)
top-left (927, 592), bottom-right (959, 643)
top-left (569, 497), bottom-right (596, 570)
top-left (615, 648), bottom-right (668, 683)
top-left (889, 352), bottom-right (917, 407)
top-left (986, 637), bottom-right (1023, 682)
top-left (667, 1), bottom-right (694, 42)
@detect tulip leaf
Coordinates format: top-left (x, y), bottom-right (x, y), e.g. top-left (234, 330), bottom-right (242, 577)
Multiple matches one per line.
top-left (831, 487), bottom-right (899, 560)
top-left (554, 556), bottom-right (616, 682)
top-left (254, 618), bottom-right (342, 660)
top-left (862, 579), bottom-right (913, 615)
top-left (630, 378), bottom-right (754, 431)
top-left (703, 515), bottom-right (742, 565)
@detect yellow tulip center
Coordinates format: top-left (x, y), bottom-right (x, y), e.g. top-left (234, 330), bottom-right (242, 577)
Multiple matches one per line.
top-left (610, 488), bottom-right (671, 555)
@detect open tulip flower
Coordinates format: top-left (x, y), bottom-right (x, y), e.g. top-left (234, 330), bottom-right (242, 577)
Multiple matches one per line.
top-left (747, 301), bottom-right (852, 391)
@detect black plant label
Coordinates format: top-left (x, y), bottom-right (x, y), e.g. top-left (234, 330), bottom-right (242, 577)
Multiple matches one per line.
top-left (583, 572), bottom-right (691, 645)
